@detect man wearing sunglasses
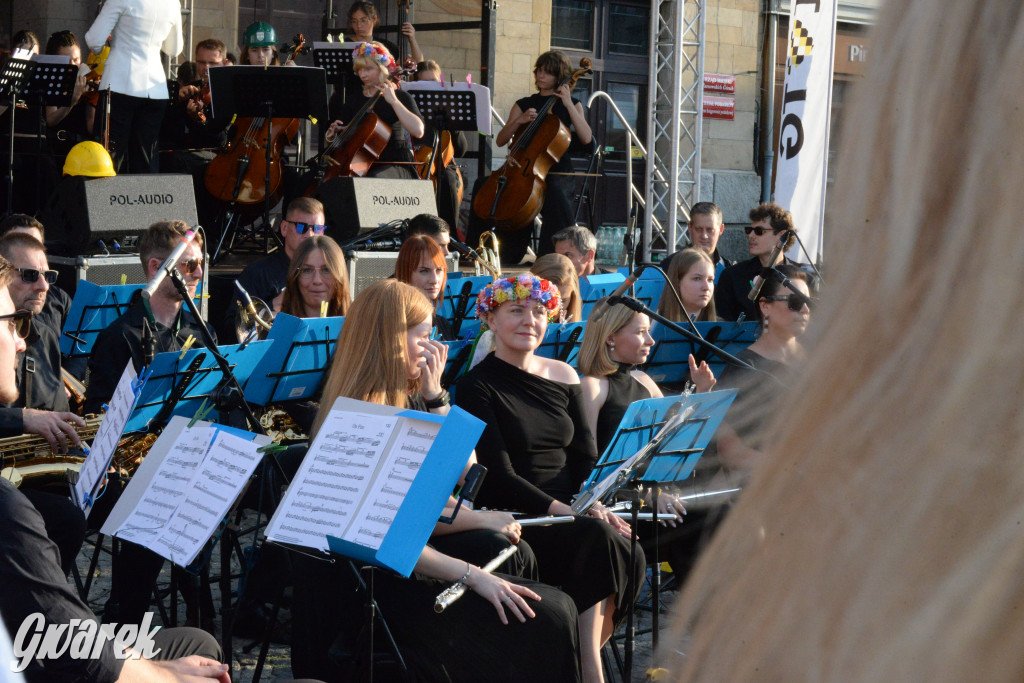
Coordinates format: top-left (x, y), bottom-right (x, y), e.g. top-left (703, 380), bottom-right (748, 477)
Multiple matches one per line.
top-left (228, 197), bottom-right (326, 335)
top-left (715, 202), bottom-right (798, 322)
top-left (0, 213), bottom-right (73, 340)
top-left (0, 233), bottom-right (85, 455)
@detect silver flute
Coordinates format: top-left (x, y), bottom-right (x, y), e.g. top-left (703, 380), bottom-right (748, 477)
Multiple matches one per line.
top-left (434, 545), bottom-right (518, 613)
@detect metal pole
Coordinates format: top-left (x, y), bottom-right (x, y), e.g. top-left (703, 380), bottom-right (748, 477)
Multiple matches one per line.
top-left (760, 0), bottom-right (779, 202)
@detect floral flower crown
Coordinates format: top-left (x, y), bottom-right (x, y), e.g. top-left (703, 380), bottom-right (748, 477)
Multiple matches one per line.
top-left (476, 275), bottom-right (562, 324)
top-left (353, 41), bottom-right (397, 75)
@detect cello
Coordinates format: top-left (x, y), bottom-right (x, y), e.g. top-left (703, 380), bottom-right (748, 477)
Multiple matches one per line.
top-left (472, 58), bottom-right (592, 232)
top-left (306, 87), bottom-right (391, 180)
top-left (203, 35), bottom-right (306, 207)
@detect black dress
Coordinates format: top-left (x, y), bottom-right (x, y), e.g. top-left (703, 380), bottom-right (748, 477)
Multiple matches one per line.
top-left (329, 88), bottom-right (423, 179)
top-left (455, 353), bottom-right (645, 622)
top-left (714, 346), bottom-right (790, 452)
top-left (595, 363), bottom-right (652, 455)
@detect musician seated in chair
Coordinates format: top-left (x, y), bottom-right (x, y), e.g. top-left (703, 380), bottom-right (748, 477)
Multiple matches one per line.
top-left (226, 197), bottom-right (327, 337)
top-left (552, 224), bottom-right (610, 279)
top-left (465, 50), bottom-right (594, 264)
top-left (324, 41), bottom-right (425, 180)
top-left (0, 214), bottom-right (72, 338)
top-left (0, 237), bottom-right (86, 579)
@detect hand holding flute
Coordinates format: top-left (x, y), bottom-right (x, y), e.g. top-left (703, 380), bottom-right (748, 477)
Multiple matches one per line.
top-left (435, 545), bottom-right (537, 622)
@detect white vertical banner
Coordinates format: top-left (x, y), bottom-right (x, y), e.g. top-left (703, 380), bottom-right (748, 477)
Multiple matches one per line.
top-left (774, 0), bottom-right (838, 266)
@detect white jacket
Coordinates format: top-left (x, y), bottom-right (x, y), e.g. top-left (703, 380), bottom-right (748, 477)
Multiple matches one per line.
top-left (85, 0), bottom-right (183, 99)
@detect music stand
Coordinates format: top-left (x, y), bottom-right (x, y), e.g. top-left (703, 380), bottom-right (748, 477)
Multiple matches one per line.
top-left (437, 274), bottom-right (490, 334)
top-left (579, 273), bottom-right (625, 319)
top-left (207, 65), bottom-right (329, 259)
top-left (243, 313), bottom-right (345, 406)
top-left (1, 51), bottom-right (31, 214)
top-left (534, 321), bottom-right (586, 366)
top-left (312, 42), bottom-right (360, 114)
top-left (402, 81), bottom-right (492, 137)
top-left (123, 341), bottom-right (273, 433)
top-left (643, 321), bottom-right (759, 385)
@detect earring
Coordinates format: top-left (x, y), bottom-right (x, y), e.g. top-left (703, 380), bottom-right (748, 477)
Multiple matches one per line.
top-left (608, 341), bottom-right (615, 349)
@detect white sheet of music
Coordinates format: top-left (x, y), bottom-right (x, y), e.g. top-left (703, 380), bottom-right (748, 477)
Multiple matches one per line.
top-left (266, 402), bottom-right (441, 552)
top-left (72, 362), bottom-right (138, 511)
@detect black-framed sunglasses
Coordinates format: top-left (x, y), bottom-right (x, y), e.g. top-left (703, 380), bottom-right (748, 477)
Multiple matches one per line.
top-left (0, 310), bottom-right (32, 339)
top-left (288, 221), bottom-right (327, 236)
top-left (744, 226), bottom-right (778, 237)
top-left (763, 294), bottom-right (813, 312)
top-left (17, 268), bottom-right (58, 284)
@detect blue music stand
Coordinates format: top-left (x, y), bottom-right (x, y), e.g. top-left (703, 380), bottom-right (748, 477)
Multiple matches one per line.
top-left (124, 341), bottom-right (273, 433)
top-left (643, 321), bottom-right (759, 384)
top-left (580, 273), bottom-right (625, 319)
top-left (244, 313), bottom-right (345, 406)
top-left (534, 321), bottom-right (587, 367)
top-left (60, 282), bottom-right (207, 362)
top-left (581, 390), bottom-right (737, 492)
top-left (438, 274), bottom-right (491, 332)
top-left (630, 277), bottom-right (664, 312)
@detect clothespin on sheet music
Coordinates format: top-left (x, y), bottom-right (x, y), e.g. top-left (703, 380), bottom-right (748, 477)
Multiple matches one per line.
top-left (120, 274), bottom-right (127, 285)
top-left (132, 366), bottom-right (151, 400)
top-left (320, 301), bottom-right (328, 318)
top-left (257, 442), bottom-right (287, 456)
top-left (465, 73), bottom-right (472, 86)
top-left (178, 335), bottom-right (196, 359)
top-left (188, 398), bottom-right (215, 428)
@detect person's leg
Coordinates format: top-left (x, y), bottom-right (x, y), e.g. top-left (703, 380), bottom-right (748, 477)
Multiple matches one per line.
top-left (106, 92), bottom-right (138, 173)
top-left (150, 626), bottom-right (224, 662)
top-left (18, 488), bottom-right (86, 577)
top-left (578, 596), bottom-right (615, 683)
top-left (129, 98), bottom-right (168, 174)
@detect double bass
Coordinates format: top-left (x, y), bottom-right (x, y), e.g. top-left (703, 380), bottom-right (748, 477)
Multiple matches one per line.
top-left (473, 58), bottom-right (592, 232)
top-left (203, 35), bottom-right (306, 207)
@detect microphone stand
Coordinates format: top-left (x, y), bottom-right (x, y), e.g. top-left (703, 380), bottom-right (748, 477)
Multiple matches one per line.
top-left (607, 295), bottom-right (755, 370)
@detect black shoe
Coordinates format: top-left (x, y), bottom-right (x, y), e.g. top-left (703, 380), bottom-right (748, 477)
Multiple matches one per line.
top-left (231, 601), bottom-right (291, 644)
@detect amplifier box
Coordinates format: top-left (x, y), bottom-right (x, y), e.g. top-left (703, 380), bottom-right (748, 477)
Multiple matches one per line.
top-left (344, 252), bottom-right (459, 299)
top-left (313, 177), bottom-right (438, 242)
top-left (50, 254), bottom-right (146, 299)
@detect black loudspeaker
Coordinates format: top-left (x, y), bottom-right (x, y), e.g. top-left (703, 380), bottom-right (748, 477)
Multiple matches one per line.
top-left (39, 174), bottom-right (199, 256)
top-left (312, 177), bottom-right (437, 242)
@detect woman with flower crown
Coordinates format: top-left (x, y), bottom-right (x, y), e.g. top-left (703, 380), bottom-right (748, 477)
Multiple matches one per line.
top-left (454, 274), bottom-right (645, 683)
top-left (324, 41), bottom-right (425, 179)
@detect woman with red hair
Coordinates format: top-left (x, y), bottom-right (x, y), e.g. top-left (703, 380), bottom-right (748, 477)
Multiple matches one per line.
top-left (395, 234), bottom-right (454, 339)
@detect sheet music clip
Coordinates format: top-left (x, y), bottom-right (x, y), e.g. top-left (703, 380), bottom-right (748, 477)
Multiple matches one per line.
top-left (188, 398), bottom-right (215, 428)
top-left (257, 442), bottom-right (287, 455)
top-left (132, 367), bottom-right (152, 398)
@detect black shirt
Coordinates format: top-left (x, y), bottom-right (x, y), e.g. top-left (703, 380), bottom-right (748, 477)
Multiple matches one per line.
top-left (84, 291), bottom-right (217, 414)
top-left (227, 250), bottom-right (291, 331)
top-left (595, 363), bottom-right (652, 455)
top-left (0, 319), bottom-right (70, 434)
top-left (0, 478), bottom-right (124, 682)
top-left (715, 256), bottom-right (795, 322)
top-left (35, 285), bottom-right (72, 340)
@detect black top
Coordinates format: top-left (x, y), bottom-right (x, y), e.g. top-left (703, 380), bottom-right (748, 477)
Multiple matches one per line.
top-left (513, 93), bottom-right (593, 174)
top-left (0, 478), bottom-right (124, 682)
top-left (715, 256), bottom-right (796, 322)
top-left (84, 291), bottom-right (217, 414)
top-left (46, 100), bottom-right (91, 160)
top-left (595, 363), bottom-right (652, 455)
top-left (329, 88), bottom-right (422, 165)
top-left (35, 285), bottom-right (71, 339)
top-left (0, 319), bottom-right (69, 434)
top-left (715, 346), bottom-right (790, 452)
top-left (454, 353), bottom-right (598, 513)
top-left (227, 250), bottom-right (291, 330)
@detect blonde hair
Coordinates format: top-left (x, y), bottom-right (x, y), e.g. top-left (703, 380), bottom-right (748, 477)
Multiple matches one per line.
top-left (279, 236), bottom-right (351, 318)
top-left (311, 280), bottom-right (433, 436)
top-left (662, 2), bottom-right (1024, 681)
top-left (577, 299), bottom-right (639, 377)
top-left (530, 253), bottom-right (581, 322)
top-left (657, 248), bottom-right (716, 322)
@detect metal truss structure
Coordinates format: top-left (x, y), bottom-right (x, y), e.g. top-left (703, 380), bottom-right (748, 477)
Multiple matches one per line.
top-left (644, 0), bottom-right (705, 260)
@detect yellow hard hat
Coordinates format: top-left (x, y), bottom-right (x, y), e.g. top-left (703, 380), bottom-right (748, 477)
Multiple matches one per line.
top-left (63, 141), bottom-right (116, 177)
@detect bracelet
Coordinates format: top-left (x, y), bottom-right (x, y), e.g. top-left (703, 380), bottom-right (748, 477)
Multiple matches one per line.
top-left (423, 389), bottom-right (450, 410)
top-left (456, 561), bottom-right (472, 588)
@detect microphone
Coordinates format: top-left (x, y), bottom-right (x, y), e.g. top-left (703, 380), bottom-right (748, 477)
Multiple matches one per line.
top-left (358, 237), bottom-right (403, 251)
top-left (590, 264), bottom-right (647, 321)
top-left (141, 230), bottom-right (196, 300)
top-left (141, 318), bottom-right (155, 366)
top-left (447, 238), bottom-right (474, 256)
top-left (748, 230), bottom-right (792, 302)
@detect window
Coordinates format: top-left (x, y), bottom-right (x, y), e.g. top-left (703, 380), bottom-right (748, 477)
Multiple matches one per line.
top-left (608, 4), bottom-right (647, 55)
top-left (552, 0), bottom-right (594, 51)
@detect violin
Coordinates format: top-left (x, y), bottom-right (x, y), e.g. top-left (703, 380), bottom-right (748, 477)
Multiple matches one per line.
top-left (472, 58), bottom-right (592, 232)
top-left (81, 45), bottom-right (110, 108)
top-left (203, 34), bottom-right (306, 207)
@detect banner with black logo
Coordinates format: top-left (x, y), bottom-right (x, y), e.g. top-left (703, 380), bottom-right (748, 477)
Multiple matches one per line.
top-left (774, 0), bottom-right (837, 265)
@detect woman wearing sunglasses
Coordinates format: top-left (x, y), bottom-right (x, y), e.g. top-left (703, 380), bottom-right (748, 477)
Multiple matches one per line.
top-left (276, 235), bottom-right (350, 318)
top-left (713, 264), bottom-right (812, 478)
top-left (715, 202), bottom-right (797, 322)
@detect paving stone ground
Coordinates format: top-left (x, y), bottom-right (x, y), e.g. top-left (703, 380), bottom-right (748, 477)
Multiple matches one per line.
top-left (74, 516), bottom-right (677, 682)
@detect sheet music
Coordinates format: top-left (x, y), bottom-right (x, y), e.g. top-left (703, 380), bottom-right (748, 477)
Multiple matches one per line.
top-left (72, 362), bottom-right (138, 511)
top-left (149, 430), bottom-right (263, 565)
top-left (113, 427), bottom-right (216, 550)
top-left (265, 411), bottom-right (396, 551)
top-left (344, 419), bottom-right (440, 549)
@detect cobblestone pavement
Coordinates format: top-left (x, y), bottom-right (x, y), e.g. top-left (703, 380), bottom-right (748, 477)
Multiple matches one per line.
top-left (73, 524), bottom-right (677, 682)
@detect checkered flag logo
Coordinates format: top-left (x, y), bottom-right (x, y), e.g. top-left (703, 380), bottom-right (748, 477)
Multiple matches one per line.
top-left (788, 19), bottom-right (813, 74)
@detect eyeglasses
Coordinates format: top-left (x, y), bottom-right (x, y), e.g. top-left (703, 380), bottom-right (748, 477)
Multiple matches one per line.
top-left (17, 268), bottom-right (58, 284)
top-left (762, 294), bottom-right (813, 312)
top-left (289, 221), bottom-right (327, 236)
top-left (0, 310), bottom-right (32, 339)
top-left (179, 257), bottom-right (203, 275)
top-left (297, 265), bottom-right (332, 281)
top-left (744, 226), bottom-right (779, 237)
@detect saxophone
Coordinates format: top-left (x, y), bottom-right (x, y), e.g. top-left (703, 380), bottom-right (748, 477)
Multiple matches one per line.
top-left (0, 414), bottom-right (102, 488)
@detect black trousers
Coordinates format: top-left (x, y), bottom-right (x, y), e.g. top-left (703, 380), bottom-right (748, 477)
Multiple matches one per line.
top-left (108, 93), bottom-right (167, 174)
top-left (20, 488), bottom-right (86, 578)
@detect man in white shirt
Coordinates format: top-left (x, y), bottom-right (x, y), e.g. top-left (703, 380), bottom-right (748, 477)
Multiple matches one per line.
top-left (85, 0), bottom-right (183, 173)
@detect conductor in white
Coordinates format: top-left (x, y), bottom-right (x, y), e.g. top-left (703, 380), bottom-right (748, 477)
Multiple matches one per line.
top-left (85, 0), bottom-right (183, 173)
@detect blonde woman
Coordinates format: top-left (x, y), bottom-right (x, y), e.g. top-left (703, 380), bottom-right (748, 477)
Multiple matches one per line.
top-left (292, 280), bottom-right (582, 682)
top-left (660, 0), bottom-right (1024, 680)
top-left (277, 235), bottom-right (350, 318)
top-left (530, 252), bottom-right (582, 321)
top-left (657, 247), bottom-right (717, 322)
